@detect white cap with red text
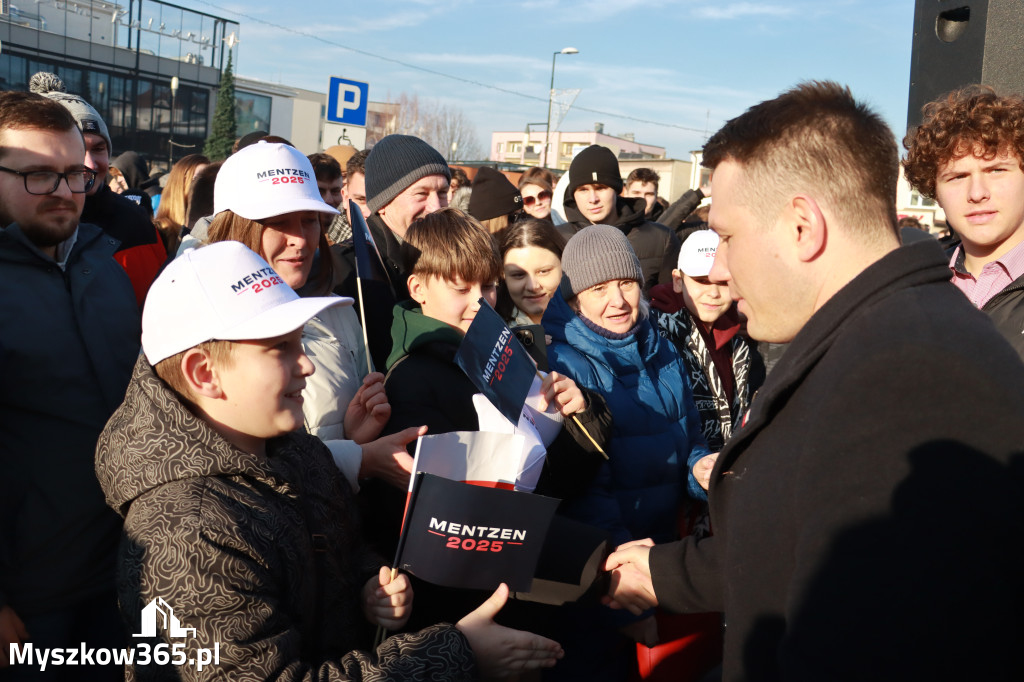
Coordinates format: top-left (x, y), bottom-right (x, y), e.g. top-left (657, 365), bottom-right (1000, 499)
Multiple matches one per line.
top-left (677, 229), bottom-right (720, 277)
top-left (213, 141), bottom-right (340, 220)
top-left (142, 241), bottom-right (351, 364)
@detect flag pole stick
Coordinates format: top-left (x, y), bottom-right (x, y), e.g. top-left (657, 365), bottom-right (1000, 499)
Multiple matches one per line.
top-left (374, 472), bottom-right (423, 648)
top-left (355, 276), bottom-right (373, 376)
top-left (535, 369), bottom-right (607, 460)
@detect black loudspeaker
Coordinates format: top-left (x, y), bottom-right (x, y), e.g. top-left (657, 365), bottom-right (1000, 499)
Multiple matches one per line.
top-left (907, 0), bottom-right (1024, 130)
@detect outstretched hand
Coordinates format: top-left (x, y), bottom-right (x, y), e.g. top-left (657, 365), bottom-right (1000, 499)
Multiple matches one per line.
top-left (0, 606), bottom-right (28, 667)
top-left (358, 425), bottom-right (425, 489)
top-left (362, 566), bottom-right (412, 631)
top-left (344, 373), bottom-right (391, 444)
top-left (537, 371), bottom-right (586, 417)
top-left (457, 583), bottom-right (564, 678)
top-left (603, 539), bottom-right (658, 616)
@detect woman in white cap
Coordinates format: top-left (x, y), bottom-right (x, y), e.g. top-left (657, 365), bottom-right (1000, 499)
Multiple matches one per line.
top-left (541, 224), bottom-right (714, 680)
top-left (206, 141), bottom-right (422, 491)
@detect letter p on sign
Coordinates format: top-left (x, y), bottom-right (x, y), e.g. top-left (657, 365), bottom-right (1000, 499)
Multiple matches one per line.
top-left (326, 77), bottom-right (369, 127)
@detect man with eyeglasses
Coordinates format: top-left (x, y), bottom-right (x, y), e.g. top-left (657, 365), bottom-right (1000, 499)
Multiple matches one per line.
top-left (31, 71), bottom-right (167, 307)
top-left (0, 91), bottom-right (140, 678)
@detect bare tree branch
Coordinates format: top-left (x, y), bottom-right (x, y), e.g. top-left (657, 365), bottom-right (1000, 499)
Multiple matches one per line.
top-left (378, 92), bottom-right (483, 161)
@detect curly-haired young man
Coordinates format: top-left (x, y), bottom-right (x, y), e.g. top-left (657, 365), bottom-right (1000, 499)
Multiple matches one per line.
top-left (904, 86), bottom-right (1024, 358)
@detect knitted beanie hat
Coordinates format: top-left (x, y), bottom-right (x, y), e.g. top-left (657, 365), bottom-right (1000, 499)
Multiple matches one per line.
top-left (468, 167), bottom-right (523, 221)
top-left (560, 224), bottom-right (643, 297)
top-left (566, 144), bottom-right (623, 198)
top-left (29, 72), bottom-right (112, 152)
top-left (365, 134), bottom-right (451, 214)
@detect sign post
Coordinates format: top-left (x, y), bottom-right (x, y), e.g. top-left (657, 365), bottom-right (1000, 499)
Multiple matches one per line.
top-left (323, 76), bottom-right (369, 150)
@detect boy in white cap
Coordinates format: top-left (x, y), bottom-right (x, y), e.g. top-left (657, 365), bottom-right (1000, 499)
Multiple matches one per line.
top-left (652, 229), bottom-right (764, 484)
top-left (95, 241), bottom-right (564, 680)
top-left (204, 141), bottom-right (425, 494)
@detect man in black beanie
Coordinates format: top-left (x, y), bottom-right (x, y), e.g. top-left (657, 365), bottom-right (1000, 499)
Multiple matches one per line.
top-left (558, 144), bottom-right (678, 292)
top-left (332, 134), bottom-right (451, 369)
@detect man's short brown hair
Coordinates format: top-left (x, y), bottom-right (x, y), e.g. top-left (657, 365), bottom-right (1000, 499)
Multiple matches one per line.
top-left (626, 167), bottom-right (660, 193)
top-left (703, 80), bottom-right (899, 241)
top-left (307, 152), bottom-right (342, 183)
top-left (0, 92), bottom-right (79, 158)
top-left (346, 149), bottom-right (371, 179)
top-left (903, 86), bottom-right (1024, 199)
top-left (402, 208), bottom-right (501, 285)
top-left (154, 340), bottom-right (235, 401)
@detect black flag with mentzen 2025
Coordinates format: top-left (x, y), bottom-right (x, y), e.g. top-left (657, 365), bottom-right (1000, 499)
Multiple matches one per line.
top-left (456, 298), bottom-right (537, 425)
top-left (396, 473), bottom-right (558, 592)
top-left (348, 199), bottom-right (389, 284)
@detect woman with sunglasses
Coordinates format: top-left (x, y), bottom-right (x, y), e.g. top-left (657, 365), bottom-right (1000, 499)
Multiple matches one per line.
top-left (518, 175), bottom-right (554, 221)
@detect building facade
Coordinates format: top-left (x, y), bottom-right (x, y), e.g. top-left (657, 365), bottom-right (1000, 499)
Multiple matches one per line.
top-left (491, 125), bottom-right (666, 172)
top-left (1, 0), bottom-right (237, 168)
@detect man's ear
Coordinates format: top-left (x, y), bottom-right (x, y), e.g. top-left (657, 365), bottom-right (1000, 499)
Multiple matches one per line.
top-left (671, 269), bottom-right (685, 294)
top-left (181, 347), bottom-right (223, 400)
top-left (788, 194), bottom-right (827, 263)
top-left (407, 273), bottom-right (428, 305)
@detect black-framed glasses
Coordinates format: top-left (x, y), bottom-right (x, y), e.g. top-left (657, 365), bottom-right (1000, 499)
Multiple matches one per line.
top-left (0, 165), bottom-right (97, 195)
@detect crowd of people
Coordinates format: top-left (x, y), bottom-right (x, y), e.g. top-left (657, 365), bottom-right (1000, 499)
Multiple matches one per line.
top-left (2, 69), bottom-right (1023, 682)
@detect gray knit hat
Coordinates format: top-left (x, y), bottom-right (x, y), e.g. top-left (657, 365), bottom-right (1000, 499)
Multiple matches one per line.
top-left (560, 224), bottom-right (643, 297)
top-left (365, 134), bottom-right (451, 214)
top-left (29, 72), bottom-right (112, 151)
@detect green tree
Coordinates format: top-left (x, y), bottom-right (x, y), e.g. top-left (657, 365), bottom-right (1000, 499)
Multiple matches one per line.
top-left (204, 52), bottom-right (237, 161)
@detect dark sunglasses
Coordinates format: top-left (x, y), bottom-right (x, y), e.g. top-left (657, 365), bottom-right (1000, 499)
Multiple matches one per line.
top-left (522, 190), bottom-right (552, 207)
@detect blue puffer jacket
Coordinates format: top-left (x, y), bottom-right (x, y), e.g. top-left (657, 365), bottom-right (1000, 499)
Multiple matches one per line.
top-left (543, 291), bottom-right (710, 546)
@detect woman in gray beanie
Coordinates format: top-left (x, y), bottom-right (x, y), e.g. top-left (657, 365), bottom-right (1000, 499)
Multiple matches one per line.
top-left (540, 224), bottom-right (713, 680)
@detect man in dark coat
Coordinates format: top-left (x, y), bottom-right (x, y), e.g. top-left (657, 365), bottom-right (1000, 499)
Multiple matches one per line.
top-left (557, 145), bottom-right (678, 292)
top-left (604, 81), bottom-right (1024, 682)
top-left (0, 91), bottom-right (140, 679)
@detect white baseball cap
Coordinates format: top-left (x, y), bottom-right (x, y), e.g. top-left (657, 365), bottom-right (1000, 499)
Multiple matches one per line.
top-left (213, 141), bottom-right (340, 220)
top-left (677, 229), bottom-right (720, 277)
top-left (142, 241), bottom-right (352, 365)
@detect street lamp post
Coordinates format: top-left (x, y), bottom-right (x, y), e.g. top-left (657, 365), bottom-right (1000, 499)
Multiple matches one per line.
top-left (169, 76), bottom-right (179, 167)
top-left (543, 47), bottom-right (578, 169)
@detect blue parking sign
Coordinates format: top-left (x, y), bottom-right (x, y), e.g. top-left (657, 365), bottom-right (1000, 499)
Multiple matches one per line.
top-left (326, 77), bottom-right (369, 126)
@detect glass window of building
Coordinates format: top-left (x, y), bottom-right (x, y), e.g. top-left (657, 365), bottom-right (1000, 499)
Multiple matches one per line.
top-left (235, 91), bottom-right (271, 134)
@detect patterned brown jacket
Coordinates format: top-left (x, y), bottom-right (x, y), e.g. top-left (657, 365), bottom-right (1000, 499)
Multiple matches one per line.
top-left (96, 356), bottom-right (476, 681)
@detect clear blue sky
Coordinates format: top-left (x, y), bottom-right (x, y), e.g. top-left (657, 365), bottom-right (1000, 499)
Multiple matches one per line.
top-left (178, 0), bottom-right (916, 159)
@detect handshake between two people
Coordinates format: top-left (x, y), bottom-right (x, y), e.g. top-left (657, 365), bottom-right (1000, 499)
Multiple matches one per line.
top-left (600, 452), bottom-right (720, 618)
